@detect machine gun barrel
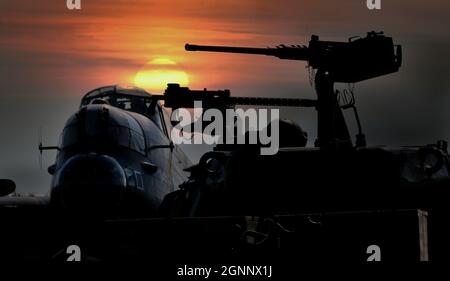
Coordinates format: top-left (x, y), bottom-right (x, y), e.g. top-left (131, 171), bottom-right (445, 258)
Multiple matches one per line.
top-left (185, 44), bottom-right (309, 61)
top-left (186, 44), bottom-right (272, 55)
top-left (228, 96), bottom-right (316, 108)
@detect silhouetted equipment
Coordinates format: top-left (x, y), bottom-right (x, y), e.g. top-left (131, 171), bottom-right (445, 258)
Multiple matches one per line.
top-left (2, 31), bottom-right (450, 263)
top-left (155, 83), bottom-right (317, 111)
top-left (186, 31), bottom-right (402, 148)
top-left (167, 31), bottom-right (450, 262)
top-left (0, 208), bottom-right (430, 262)
top-left (185, 31), bottom-right (402, 83)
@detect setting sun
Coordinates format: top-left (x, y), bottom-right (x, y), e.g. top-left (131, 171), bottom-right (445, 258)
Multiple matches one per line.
top-left (134, 58), bottom-right (189, 93)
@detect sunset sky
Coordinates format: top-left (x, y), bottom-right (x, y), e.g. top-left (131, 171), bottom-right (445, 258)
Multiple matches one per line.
top-left (1, 0), bottom-right (450, 193)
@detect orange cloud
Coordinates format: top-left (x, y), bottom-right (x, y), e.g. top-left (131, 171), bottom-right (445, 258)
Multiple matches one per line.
top-left (2, 0), bottom-right (450, 98)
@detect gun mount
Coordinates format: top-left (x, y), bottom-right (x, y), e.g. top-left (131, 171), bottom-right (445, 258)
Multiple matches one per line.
top-left (186, 31), bottom-right (402, 148)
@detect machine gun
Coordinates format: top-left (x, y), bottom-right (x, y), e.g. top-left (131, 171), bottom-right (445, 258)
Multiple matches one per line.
top-left (185, 31), bottom-right (402, 148)
top-left (153, 84), bottom-right (316, 147)
top-left (155, 83), bottom-right (317, 111)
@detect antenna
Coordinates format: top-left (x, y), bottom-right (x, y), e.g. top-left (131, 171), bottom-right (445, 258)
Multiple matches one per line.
top-left (38, 126), bottom-right (43, 171)
top-left (37, 126), bottom-right (60, 172)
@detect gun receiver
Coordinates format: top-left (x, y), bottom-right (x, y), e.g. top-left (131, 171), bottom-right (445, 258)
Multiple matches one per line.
top-left (185, 31), bottom-right (402, 148)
